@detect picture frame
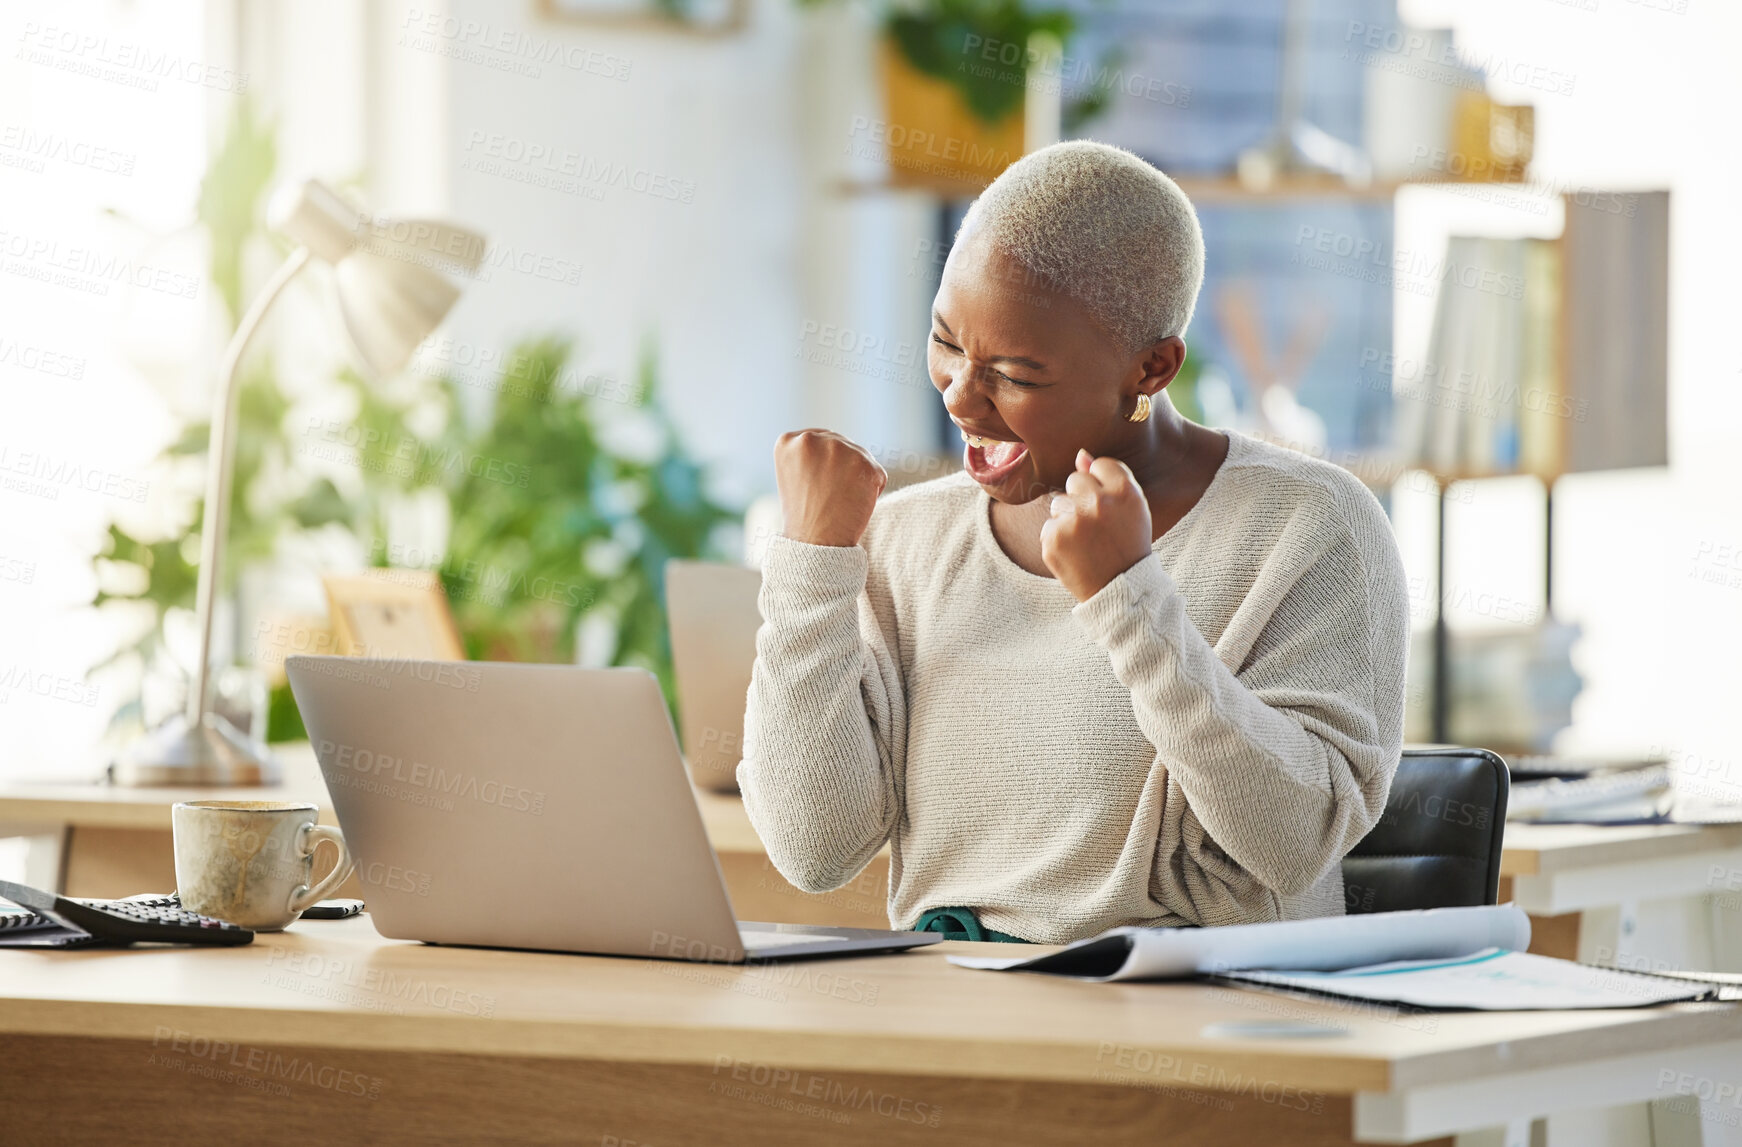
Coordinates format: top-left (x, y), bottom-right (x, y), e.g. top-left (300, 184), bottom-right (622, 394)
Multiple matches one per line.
top-left (536, 0), bottom-right (748, 36)
top-left (321, 570), bottom-right (467, 661)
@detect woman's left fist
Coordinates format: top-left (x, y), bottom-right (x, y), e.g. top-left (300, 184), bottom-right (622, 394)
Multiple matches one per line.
top-left (1039, 450), bottom-right (1154, 602)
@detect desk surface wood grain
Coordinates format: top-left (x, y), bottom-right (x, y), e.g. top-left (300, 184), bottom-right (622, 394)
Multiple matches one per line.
top-left (2, 914), bottom-right (1739, 1098)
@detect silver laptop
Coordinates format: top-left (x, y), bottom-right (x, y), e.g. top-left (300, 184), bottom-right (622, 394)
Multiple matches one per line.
top-left (663, 560), bottom-right (763, 793)
top-left (285, 655), bottom-right (935, 964)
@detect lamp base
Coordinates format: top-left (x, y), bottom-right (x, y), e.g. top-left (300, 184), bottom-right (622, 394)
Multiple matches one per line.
top-left (112, 713), bottom-right (281, 787)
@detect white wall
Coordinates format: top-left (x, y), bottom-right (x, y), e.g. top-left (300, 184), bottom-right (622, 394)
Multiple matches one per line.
top-left (415, 0), bottom-right (940, 509)
top-left (234, 0), bottom-right (943, 516)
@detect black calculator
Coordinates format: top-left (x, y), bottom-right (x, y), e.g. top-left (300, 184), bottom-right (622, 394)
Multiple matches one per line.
top-left (0, 880), bottom-right (254, 947)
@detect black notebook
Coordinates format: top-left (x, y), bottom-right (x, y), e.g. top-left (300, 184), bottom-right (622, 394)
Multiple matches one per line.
top-left (0, 902), bottom-right (98, 948)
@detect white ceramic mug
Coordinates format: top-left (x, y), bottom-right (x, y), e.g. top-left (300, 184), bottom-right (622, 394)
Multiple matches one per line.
top-left (172, 800), bottom-right (354, 931)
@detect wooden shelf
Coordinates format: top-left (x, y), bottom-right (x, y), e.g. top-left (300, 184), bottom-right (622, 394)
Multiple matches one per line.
top-left (831, 175), bottom-right (992, 200)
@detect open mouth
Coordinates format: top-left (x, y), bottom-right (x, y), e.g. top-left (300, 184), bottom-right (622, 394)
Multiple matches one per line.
top-left (960, 429), bottom-right (1030, 486)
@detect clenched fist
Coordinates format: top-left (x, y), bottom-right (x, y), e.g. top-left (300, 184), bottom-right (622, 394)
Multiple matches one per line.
top-left (773, 429), bottom-right (888, 547)
top-left (1040, 449), bottom-right (1155, 601)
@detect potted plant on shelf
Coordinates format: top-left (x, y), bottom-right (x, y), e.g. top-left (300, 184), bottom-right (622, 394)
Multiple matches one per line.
top-left (800, 0), bottom-right (1092, 191)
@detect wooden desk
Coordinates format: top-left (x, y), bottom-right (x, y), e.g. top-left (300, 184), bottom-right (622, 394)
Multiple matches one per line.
top-left (3, 914), bottom-right (1740, 1146)
top-left (1500, 823), bottom-right (1742, 974)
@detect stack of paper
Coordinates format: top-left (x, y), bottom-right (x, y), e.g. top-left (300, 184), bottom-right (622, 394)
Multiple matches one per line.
top-left (951, 905), bottom-right (1531, 981)
top-left (1508, 763), bottom-right (1676, 824)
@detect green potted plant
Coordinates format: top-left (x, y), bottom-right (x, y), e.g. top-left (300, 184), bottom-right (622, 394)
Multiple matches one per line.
top-left (340, 337), bottom-right (741, 711)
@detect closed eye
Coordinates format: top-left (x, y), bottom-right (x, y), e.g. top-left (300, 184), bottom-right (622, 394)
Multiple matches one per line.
top-left (932, 334), bottom-right (1040, 388)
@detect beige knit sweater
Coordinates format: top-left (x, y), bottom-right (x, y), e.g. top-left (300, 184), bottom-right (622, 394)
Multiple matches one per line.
top-left (738, 430), bottom-right (1409, 943)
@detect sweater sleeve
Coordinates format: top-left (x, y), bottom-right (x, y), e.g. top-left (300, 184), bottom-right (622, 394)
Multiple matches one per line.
top-left (736, 534), bottom-right (906, 894)
top-left (1072, 516), bottom-right (1408, 917)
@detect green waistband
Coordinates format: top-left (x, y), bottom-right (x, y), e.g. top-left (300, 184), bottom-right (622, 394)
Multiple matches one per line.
top-left (913, 907), bottom-right (1030, 944)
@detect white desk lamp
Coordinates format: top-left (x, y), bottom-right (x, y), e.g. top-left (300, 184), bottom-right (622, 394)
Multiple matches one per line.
top-left (114, 180), bottom-right (485, 786)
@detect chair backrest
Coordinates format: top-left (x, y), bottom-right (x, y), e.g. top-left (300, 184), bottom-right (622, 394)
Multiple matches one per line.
top-left (1341, 747), bottom-right (1509, 914)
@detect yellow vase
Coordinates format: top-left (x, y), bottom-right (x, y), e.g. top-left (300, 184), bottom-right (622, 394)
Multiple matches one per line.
top-left (876, 36), bottom-right (1027, 193)
top-left (1451, 92), bottom-right (1534, 183)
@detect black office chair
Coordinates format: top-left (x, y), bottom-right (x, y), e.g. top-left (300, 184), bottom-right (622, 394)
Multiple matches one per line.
top-left (1341, 746), bottom-right (1509, 914)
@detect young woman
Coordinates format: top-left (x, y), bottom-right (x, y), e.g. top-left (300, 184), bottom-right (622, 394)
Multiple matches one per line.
top-left (740, 141), bottom-right (1409, 944)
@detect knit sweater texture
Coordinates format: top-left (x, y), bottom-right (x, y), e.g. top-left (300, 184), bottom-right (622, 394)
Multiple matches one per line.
top-left (738, 430), bottom-right (1410, 943)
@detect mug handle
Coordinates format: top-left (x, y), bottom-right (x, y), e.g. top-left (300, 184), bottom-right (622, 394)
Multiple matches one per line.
top-left (288, 823), bottom-right (355, 915)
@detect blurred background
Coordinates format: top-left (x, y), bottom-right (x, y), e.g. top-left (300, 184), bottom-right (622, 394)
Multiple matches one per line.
top-left (0, 0), bottom-right (1737, 822)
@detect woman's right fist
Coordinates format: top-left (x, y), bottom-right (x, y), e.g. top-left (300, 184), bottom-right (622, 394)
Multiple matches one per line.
top-left (773, 430), bottom-right (888, 547)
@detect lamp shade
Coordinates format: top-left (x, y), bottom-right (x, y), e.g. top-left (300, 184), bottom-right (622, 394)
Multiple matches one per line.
top-left (332, 250), bottom-right (462, 377)
top-left (268, 179), bottom-right (486, 376)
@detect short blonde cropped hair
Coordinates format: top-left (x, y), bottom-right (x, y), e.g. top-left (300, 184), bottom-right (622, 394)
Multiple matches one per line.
top-left (957, 140), bottom-right (1205, 349)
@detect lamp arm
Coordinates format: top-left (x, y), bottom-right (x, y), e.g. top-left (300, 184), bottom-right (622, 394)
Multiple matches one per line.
top-left (185, 245), bottom-right (313, 727)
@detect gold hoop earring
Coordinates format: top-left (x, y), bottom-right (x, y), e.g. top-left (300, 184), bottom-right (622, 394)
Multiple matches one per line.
top-left (1126, 392), bottom-right (1153, 423)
